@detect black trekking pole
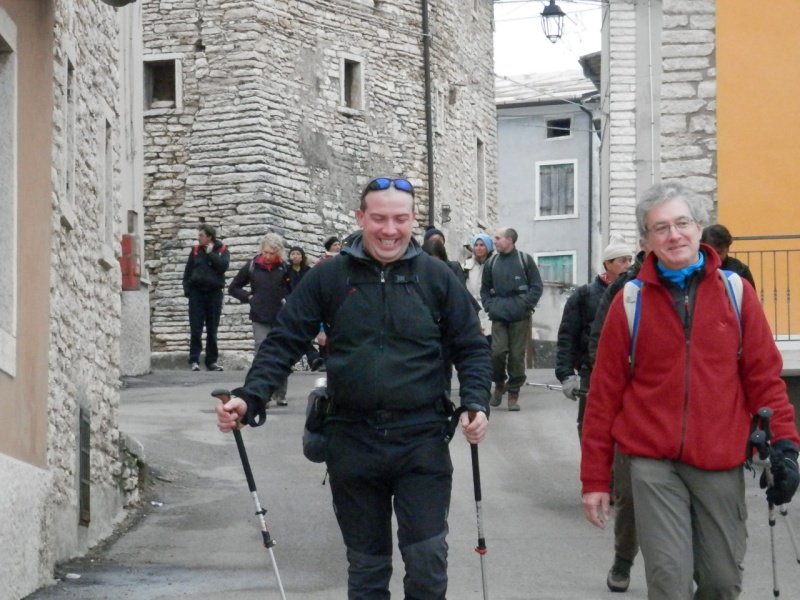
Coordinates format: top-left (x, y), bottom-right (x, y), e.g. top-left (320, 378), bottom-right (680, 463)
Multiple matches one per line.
top-left (752, 406), bottom-right (782, 597)
top-left (212, 389), bottom-right (288, 600)
top-left (468, 411), bottom-right (489, 600)
top-left (756, 407), bottom-right (800, 566)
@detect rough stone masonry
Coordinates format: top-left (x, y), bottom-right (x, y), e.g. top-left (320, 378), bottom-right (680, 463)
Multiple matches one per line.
top-left (141, 0), bottom-right (499, 362)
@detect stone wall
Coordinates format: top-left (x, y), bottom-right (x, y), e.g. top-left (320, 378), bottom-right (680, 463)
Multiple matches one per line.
top-left (660, 0), bottom-right (716, 204)
top-left (141, 0), bottom-right (498, 359)
top-left (47, 0), bottom-right (125, 572)
top-left (603, 0), bottom-right (717, 238)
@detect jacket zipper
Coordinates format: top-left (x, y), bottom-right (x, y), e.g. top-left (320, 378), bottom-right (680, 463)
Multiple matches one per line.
top-left (678, 290), bottom-right (691, 460)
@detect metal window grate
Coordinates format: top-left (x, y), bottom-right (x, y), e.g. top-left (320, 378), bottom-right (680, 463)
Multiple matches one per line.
top-left (79, 406), bottom-right (91, 526)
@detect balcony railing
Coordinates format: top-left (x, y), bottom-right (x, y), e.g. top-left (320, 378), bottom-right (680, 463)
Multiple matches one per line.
top-left (731, 235), bottom-right (800, 341)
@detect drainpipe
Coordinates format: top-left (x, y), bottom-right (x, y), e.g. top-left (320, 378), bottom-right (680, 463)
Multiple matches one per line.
top-left (422, 0), bottom-right (435, 226)
top-left (579, 103), bottom-right (595, 281)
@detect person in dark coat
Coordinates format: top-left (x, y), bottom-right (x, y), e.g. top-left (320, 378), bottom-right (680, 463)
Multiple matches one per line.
top-left (183, 224), bottom-right (230, 371)
top-left (228, 233), bottom-right (292, 405)
top-left (423, 226), bottom-right (466, 284)
top-left (700, 223), bottom-right (757, 288)
top-left (287, 246), bottom-right (324, 371)
top-left (556, 234), bottom-right (632, 437)
top-left (216, 176), bottom-right (490, 599)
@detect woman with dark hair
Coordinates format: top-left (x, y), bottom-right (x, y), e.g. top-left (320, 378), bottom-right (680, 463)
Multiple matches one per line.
top-left (287, 245), bottom-right (325, 372)
top-left (287, 246), bottom-right (311, 290)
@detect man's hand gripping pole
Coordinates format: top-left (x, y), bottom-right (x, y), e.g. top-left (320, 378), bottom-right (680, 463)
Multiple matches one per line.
top-left (212, 389), bottom-right (287, 600)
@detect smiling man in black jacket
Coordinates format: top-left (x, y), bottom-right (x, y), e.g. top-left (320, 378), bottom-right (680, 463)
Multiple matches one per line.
top-left (216, 177), bottom-right (490, 600)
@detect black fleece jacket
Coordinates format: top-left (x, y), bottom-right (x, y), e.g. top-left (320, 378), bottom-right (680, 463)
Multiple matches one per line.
top-left (233, 234), bottom-right (492, 426)
top-left (182, 239), bottom-right (230, 295)
top-left (228, 257), bottom-right (291, 325)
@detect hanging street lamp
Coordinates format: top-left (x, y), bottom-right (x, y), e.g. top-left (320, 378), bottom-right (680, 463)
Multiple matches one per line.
top-left (541, 0), bottom-right (566, 43)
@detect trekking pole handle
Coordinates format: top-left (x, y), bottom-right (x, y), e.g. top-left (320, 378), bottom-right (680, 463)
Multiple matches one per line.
top-left (212, 389), bottom-right (259, 494)
top-left (758, 406), bottom-right (775, 443)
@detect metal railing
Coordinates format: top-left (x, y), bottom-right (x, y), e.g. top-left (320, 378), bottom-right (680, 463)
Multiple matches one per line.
top-left (731, 235), bottom-right (800, 341)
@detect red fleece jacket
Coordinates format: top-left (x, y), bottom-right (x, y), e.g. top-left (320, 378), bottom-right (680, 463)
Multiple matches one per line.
top-left (581, 246), bottom-right (800, 494)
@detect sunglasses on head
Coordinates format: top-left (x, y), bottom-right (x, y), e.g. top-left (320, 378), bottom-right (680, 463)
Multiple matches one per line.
top-left (362, 177), bottom-right (415, 199)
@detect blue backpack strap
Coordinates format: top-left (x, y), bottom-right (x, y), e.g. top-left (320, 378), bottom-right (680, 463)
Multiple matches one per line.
top-left (623, 279), bottom-right (644, 376)
top-left (718, 269), bottom-right (744, 358)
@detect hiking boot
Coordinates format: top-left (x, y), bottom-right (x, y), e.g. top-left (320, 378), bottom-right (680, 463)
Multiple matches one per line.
top-left (490, 383), bottom-right (505, 407)
top-left (190, 362), bottom-right (200, 372)
top-left (507, 391), bottom-right (520, 411)
top-left (207, 363), bottom-right (224, 372)
top-left (275, 397), bottom-right (288, 406)
top-left (607, 555), bottom-right (632, 592)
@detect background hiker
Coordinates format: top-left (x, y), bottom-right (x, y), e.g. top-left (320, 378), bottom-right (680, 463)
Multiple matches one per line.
top-left (480, 227), bottom-right (543, 411)
top-left (183, 223), bottom-right (230, 372)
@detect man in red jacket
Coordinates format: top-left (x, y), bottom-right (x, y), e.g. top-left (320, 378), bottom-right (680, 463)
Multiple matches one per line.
top-left (581, 183), bottom-right (800, 600)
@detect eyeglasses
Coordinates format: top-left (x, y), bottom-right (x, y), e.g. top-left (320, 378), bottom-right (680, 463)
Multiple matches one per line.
top-left (646, 218), bottom-right (696, 238)
top-left (362, 177), bottom-right (415, 199)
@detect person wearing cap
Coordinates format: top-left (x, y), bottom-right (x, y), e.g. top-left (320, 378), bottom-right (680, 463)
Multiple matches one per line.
top-left (556, 233), bottom-right (634, 591)
top-left (316, 236), bottom-right (341, 265)
top-left (556, 233), bottom-right (632, 436)
top-left (463, 233), bottom-right (494, 339)
top-left (423, 225), bottom-right (466, 284)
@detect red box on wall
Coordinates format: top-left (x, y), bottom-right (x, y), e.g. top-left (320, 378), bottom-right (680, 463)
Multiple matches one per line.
top-left (119, 234), bottom-right (141, 290)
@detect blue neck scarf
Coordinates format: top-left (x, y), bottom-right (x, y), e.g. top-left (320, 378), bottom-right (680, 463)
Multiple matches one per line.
top-left (657, 252), bottom-right (705, 288)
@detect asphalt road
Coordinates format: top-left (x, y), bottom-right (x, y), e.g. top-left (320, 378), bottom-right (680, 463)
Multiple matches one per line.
top-left (27, 368), bottom-right (800, 599)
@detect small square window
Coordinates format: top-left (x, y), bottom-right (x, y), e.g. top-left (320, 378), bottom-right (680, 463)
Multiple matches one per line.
top-left (144, 60), bottom-right (176, 110)
top-left (546, 117), bottom-right (571, 139)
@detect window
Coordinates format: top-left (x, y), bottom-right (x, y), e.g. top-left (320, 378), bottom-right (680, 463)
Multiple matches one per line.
top-left (546, 117), bottom-right (572, 139)
top-left (143, 54), bottom-right (183, 112)
top-left (341, 56), bottom-right (364, 110)
top-left (0, 10), bottom-right (17, 376)
top-left (535, 252), bottom-right (576, 284)
top-left (476, 137), bottom-right (486, 220)
top-left (536, 160), bottom-right (577, 219)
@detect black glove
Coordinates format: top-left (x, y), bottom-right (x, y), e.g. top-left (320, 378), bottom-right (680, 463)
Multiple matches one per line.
top-left (760, 440), bottom-right (800, 506)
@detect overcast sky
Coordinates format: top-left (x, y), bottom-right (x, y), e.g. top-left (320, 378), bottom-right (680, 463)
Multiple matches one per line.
top-left (493, 0), bottom-right (602, 76)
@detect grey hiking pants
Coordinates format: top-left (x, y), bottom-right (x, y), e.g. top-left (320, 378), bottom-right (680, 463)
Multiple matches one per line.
top-left (630, 457), bottom-right (747, 600)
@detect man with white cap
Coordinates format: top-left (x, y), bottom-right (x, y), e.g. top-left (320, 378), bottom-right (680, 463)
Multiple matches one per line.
top-left (555, 233), bottom-right (632, 437)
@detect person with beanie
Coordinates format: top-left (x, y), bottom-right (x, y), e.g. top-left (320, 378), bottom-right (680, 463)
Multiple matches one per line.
top-left (316, 236), bottom-right (341, 265)
top-left (554, 232), bottom-right (634, 590)
top-left (556, 233), bottom-right (632, 433)
top-left (423, 225), bottom-right (466, 283)
top-left (463, 233), bottom-right (494, 339)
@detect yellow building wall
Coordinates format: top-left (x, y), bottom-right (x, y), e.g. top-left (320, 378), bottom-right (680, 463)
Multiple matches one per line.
top-left (717, 2), bottom-right (800, 337)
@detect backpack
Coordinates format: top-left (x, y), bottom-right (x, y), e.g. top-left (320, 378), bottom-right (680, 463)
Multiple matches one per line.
top-left (321, 254), bottom-right (445, 336)
top-left (485, 250), bottom-right (535, 291)
top-left (623, 269), bottom-right (743, 375)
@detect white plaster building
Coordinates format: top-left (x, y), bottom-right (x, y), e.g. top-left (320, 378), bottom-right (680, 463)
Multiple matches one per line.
top-left (0, 2), bottom-right (143, 596)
